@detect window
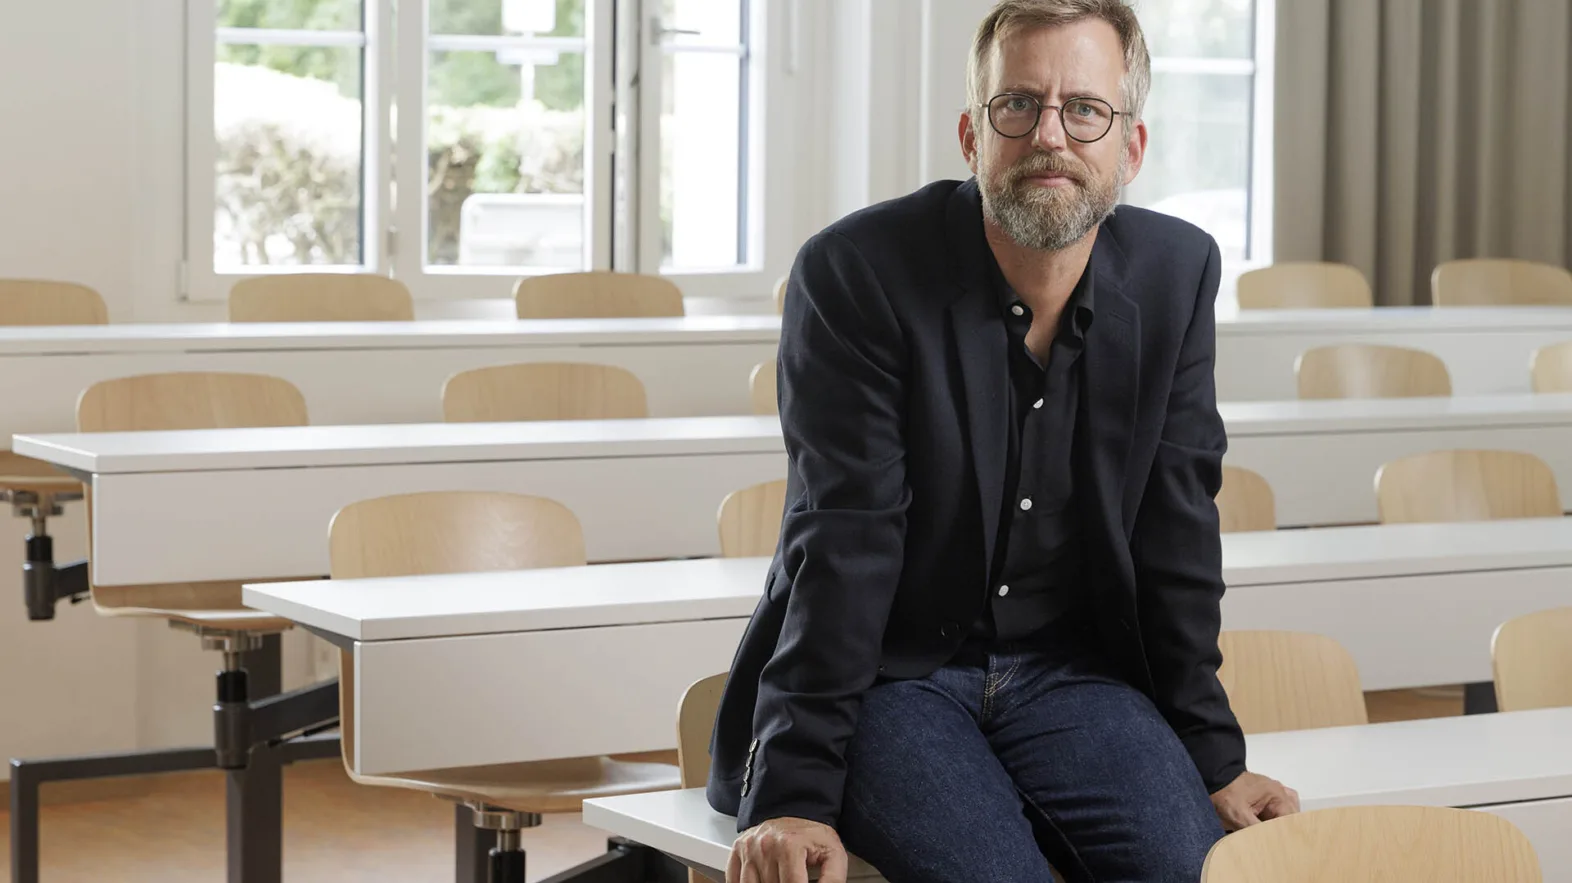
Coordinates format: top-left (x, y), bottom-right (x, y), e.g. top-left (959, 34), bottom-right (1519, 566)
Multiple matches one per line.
top-left (1122, 0), bottom-right (1274, 265)
top-left (185, 0), bottom-right (786, 304)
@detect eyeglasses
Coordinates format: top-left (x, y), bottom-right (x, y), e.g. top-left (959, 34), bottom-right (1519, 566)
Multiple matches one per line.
top-left (983, 93), bottom-right (1124, 143)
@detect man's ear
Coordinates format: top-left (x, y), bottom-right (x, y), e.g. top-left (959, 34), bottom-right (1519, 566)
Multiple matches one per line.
top-left (960, 110), bottom-right (981, 176)
top-left (1121, 118), bottom-right (1148, 185)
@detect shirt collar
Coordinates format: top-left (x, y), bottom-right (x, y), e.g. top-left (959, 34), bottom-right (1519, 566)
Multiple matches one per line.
top-left (988, 252), bottom-right (1097, 339)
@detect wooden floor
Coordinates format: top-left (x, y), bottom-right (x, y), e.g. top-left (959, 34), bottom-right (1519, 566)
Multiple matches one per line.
top-left (0, 692), bottom-right (1459, 882)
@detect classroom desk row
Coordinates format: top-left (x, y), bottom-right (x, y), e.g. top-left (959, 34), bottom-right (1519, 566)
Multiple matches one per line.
top-left (2, 305), bottom-right (1572, 438)
top-left (239, 550), bottom-right (1572, 879)
top-left (15, 393), bottom-right (1572, 586)
top-left (0, 316), bottom-right (780, 434)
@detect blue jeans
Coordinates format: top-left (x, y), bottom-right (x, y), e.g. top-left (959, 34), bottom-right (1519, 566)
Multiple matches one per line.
top-left (839, 613), bottom-right (1224, 883)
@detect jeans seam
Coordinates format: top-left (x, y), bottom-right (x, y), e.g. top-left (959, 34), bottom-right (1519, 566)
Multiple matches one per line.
top-left (1017, 787), bottom-right (1094, 883)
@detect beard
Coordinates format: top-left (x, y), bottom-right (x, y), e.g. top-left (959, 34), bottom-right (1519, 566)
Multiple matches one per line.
top-left (979, 147), bottom-right (1126, 252)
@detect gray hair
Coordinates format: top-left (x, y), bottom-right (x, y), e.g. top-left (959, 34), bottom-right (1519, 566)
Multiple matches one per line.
top-left (967, 0), bottom-right (1152, 126)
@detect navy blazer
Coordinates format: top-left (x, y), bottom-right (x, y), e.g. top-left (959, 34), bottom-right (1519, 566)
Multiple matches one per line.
top-left (707, 178), bottom-right (1246, 830)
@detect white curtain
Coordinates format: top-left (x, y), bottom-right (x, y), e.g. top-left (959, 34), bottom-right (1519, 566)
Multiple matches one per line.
top-left (1274, 0), bottom-right (1572, 305)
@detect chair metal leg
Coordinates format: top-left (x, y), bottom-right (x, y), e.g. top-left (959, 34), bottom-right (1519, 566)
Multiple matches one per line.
top-left (227, 740), bottom-right (284, 883)
top-left (9, 746), bottom-right (219, 883)
top-left (457, 803), bottom-right (495, 883)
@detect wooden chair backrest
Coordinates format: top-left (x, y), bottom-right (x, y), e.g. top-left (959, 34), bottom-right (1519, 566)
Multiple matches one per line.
top-left (229, 273), bottom-right (414, 322)
top-left (0, 279), bottom-right (108, 325)
top-left (1529, 342), bottom-right (1572, 392)
top-left (514, 272), bottom-right (684, 319)
top-left (1200, 805), bottom-right (1542, 882)
top-left (442, 362), bottom-right (648, 422)
top-left (1492, 607), bottom-right (1572, 712)
top-left (772, 275), bottom-right (788, 315)
top-left (1432, 259), bottom-right (1572, 307)
top-left (1218, 466), bottom-right (1275, 533)
top-left (1374, 450), bottom-right (1562, 524)
top-left (1295, 344), bottom-right (1452, 399)
top-left (748, 361), bottom-right (777, 416)
top-left (717, 480), bottom-right (788, 559)
top-left (1236, 262), bottom-right (1373, 310)
top-left (1217, 630), bottom-right (1368, 734)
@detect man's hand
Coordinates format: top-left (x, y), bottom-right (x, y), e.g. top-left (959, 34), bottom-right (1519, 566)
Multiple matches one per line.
top-left (1210, 771), bottom-right (1300, 831)
top-left (727, 817), bottom-right (848, 883)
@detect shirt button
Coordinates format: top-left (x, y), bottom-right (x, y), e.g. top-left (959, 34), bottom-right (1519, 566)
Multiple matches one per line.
top-left (1033, 398), bottom-right (1043, 409)
top-left (998, 585), bottom-right (1010, 597)
top-left (1011, 305), bottom-right (1025, 317)
top-left (1020, 498), bottom-right (1033, 511)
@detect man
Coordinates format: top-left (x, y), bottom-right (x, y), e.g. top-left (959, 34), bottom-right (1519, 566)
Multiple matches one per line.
top-left (707, 2), bottom-right (1298, 880)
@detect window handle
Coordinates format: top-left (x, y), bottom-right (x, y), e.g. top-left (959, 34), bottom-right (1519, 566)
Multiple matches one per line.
top-left (651, 17), bottom-right (701, 43)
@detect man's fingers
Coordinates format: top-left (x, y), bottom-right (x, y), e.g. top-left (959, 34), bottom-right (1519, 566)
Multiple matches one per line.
top-left (777, 843), bottom-right (811, 883)
top-left (1221, 798), bottom-right (1261, 832)
top-left (727, 842), bottom-right (744, 883)
top-left (743, 837), bottom-right (768, 883)
top-left (816, 843), bottom-right (851, 883)
top-left (1261, 786), bottom-right (1300, 819)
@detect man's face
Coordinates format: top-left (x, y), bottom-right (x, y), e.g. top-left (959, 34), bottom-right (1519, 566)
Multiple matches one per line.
top-left (961, 19), bottom-right (1147, 252)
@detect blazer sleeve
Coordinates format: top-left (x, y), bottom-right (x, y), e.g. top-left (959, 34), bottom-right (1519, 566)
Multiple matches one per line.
top-left (737, 230), bottom-right (911, 829)
top-left (1128, 236), bottom-right (1247, 794)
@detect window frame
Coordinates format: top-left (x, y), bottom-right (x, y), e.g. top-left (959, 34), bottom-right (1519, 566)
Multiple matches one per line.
top-left (183, 0), bottom-right (794, 308)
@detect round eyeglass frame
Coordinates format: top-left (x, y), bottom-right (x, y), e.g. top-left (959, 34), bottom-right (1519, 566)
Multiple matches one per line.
top-left (983, 93), bottom-right (1125, 143)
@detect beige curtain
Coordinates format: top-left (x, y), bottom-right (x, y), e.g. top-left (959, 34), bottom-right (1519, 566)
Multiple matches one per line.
top-left (1275, 0), bottom-right (1572, 305)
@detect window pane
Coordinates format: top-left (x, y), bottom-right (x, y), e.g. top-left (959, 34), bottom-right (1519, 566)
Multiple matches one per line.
top-left (214, 46), bottom-right (363, 268)
top-left (658, 0), bottom-right (743, 47)
top-left (431, 0), bottom-right (584, 38)
top-left (217, 0), bottom-right (361, 31)
top-left (427, 49), bottom-right (586, 269)
top-left (1137, 0), bottom-right (1253, 58)
top-left (662, 51), bottom-right (743, 269)
top-left (1122, 71), bottom-right (1252, 261)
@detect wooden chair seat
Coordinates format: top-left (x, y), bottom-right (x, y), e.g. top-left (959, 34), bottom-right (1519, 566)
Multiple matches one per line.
top-left (89, 581), bottom-right (295, 632)
top-left (354, 757), bottom-right (680, 815)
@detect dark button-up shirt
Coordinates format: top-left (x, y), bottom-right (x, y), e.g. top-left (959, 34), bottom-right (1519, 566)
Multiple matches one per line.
top-left (969, 260), bottom-right (1095, 643)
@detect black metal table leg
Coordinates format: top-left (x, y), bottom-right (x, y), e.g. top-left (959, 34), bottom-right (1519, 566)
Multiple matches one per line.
top-left (457, 804), bottom-right (494, 883)
top-left (228, 634), bottom-right (284, 883)
top-left (11, 758), bottom-right (42, 883)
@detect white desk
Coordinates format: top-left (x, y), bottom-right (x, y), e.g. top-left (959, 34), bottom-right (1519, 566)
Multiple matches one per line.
top-left (1216, 306), bottom-right (1572, 401)
top-left (1221, 394), bottom-right (1572, 526)
top-left (0, 317), bottom-right (779, 437)
top-left (18, 395), bottom-right (1572, 582)
top-left (241, 523), bottom-right (1572, 774)
top-left (244, 556), bottom-right (770, 777)
top-left (16, 416), bottom-right (787, 582)
top-left (583, 708), bottom-right (1572, 882)
top-left (1220, 518), bottom-right (1572, 690)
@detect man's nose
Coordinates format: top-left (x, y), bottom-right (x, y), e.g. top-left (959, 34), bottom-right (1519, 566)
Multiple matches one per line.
top-left (1031, 106), bottom-right (1068, 151)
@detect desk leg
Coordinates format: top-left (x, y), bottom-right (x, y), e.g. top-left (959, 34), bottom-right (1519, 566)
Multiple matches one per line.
top-left (227, 635), bottom-right (284, 883)
top-left (456, 805), bottom-right (494, 883)
top-left (1464, 682), bottom-right (1499, 715)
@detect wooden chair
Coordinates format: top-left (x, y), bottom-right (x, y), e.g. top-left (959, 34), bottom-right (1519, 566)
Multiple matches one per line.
top-left (0, 279), bottom-right (109, 519)
top-left (748, 361), bottom-right (777, 416)
top-left (76, 372), bottom-right (308, 629)
top-left (1236, 262), bottom-right (1373, 310)
top-left (1374, 450), bottom-right (1562, 524)
top-left (0, 278), bottom-right (109, 325)
top-left (772, 275), bottom-right (788, 315)
top-left (1218, 466), bottom-right (1275, 533)
top-left (1217, 631), bottom-right (1368, 734)
top-left (1200, 805), bottom-right (1542, 882)
top-left (513, 271), bottom-right (684, 319)
top-left (1432, 259), bottom-right (1572, 307)
top-left (717, 480), bottom-right (787, 558)
top-left (329, 490), bottom-right (680, 879)
top-left (1529, 342), bottom-right (1572, 392)
top-left (1295, 344), bottom-right (1452, 399)
top-left (676, 674), bottom-right (730, 883)
top-left (1492, 607), bottom-right (1572, 711)
top-left (228, 273), bottom-right (415, 322)
top-left (442, 362), bottom-right (648, 423)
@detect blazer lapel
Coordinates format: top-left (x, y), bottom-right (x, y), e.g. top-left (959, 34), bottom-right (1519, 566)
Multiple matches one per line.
top-left (1080, 227), bottom-right (1141, 541)
top-left (944, 182), bottom-right (1009, 577)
